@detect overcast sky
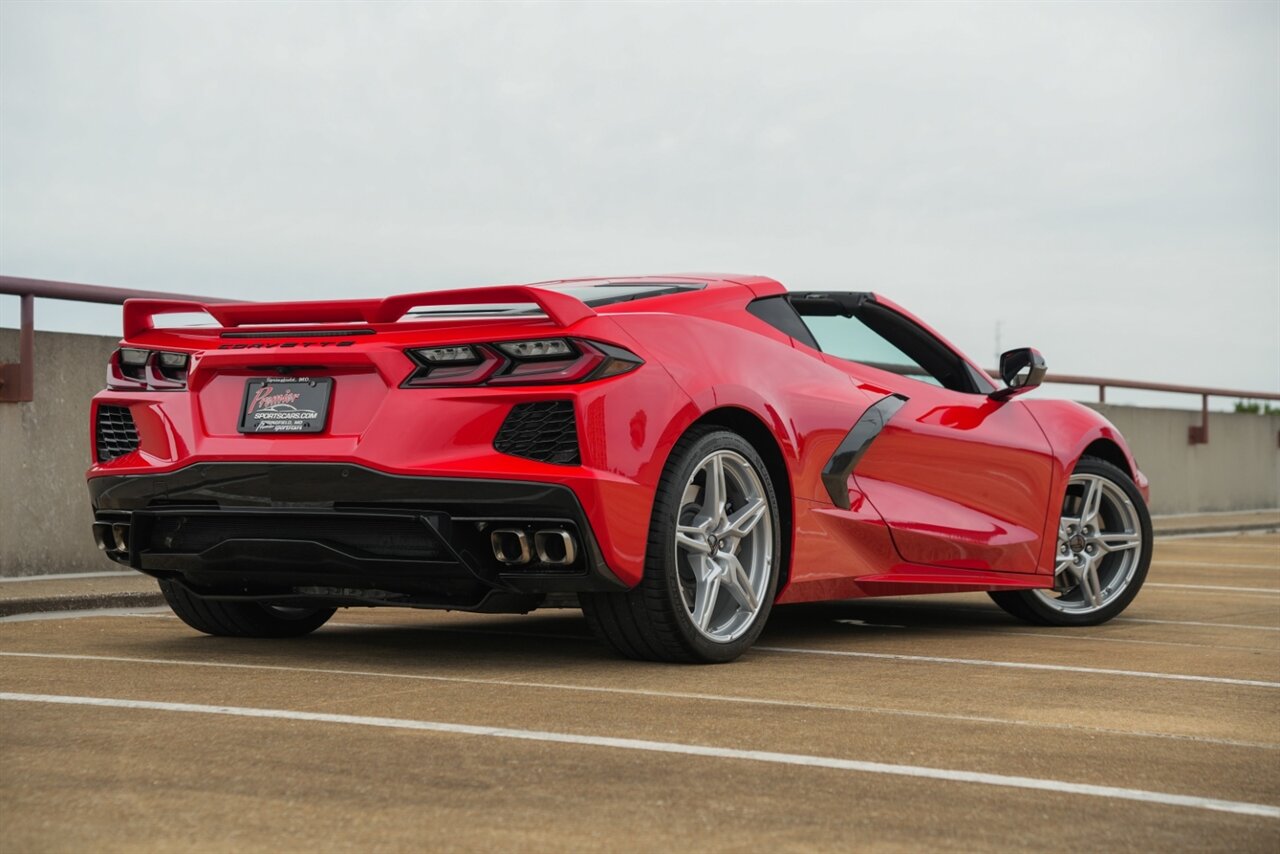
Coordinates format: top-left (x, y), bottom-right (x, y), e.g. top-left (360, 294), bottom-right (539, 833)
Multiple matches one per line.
top-left (2, 1), bottom-right (1277, 402)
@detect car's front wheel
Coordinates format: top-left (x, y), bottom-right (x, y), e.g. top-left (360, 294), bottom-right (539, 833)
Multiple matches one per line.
top-left (160, 579), bottom-right (335, 638)
top-left (989, 456), bottom-right (1152, 626)
top-left (581, 427), bottom-right (781, 663)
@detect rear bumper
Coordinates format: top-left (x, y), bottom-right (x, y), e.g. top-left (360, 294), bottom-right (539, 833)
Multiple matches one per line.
top-left (89, 462), bottom-right (629, 612)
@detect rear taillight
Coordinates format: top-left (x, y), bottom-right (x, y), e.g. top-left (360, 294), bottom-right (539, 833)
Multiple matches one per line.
top-left (107, 349), bottom-right (190, 391)
top-left (403, 338), bottom-right (641, 388)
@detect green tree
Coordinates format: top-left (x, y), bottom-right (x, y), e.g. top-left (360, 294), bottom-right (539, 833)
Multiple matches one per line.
top-left (1234, 400), bottom-right (1280, 415)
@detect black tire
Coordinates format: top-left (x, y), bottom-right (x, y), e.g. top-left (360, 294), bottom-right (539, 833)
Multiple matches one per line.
top-left (159, 579), bottom-right (335, 638)
top-left (989, 456), bottom-right (1152, 626)
top-left (580, 427), bottom-right (782, 663)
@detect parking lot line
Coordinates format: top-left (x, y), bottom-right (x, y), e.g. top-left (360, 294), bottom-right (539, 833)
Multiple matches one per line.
top-left (1153, 561), bottom-right (1278, 570)
top-left (755, 647), bottom-right (1280, 688)
top-left (3, 691), bottom-right (1275, 820)
top-left (799, 602), bottom-right (1280, 633)
top-left (1146, 583), bottom-right (1280, 594)
top-left (4, 650), bottom-right (1272, 750)
top-left (982, 631), bottom-right (1271, 652)
top-left (827, 619), bottom-right (1275, 651)
top-left (1115, 617), bottom-right (1280, 632)
top-left (1156, 540), bottom-right (1279, 550)
top-left (0, 571), bottom-right (137, 583)
top-left (0, 607), bottom-right (169, 624)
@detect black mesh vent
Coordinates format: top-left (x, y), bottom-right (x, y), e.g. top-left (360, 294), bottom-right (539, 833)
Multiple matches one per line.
top-left (96, 405), bottom-right (140, 462)
top-left (494, 401), bottom-right (580, 465)
top-left (145, 513), bottom-right (448, 561)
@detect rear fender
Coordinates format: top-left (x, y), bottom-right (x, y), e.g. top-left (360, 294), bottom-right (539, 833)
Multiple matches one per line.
top-left (611, 312), bottom-right (883, 501)
top-left (613, 311), bottom-right (891, 599)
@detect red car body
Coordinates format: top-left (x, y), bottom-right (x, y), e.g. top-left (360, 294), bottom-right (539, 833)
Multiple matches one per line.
top-left (86, 274), bottom-right (1147, 615)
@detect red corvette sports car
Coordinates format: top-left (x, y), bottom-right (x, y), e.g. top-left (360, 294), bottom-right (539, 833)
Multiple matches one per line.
top-left (87, 275), bottom-right (1152, 662)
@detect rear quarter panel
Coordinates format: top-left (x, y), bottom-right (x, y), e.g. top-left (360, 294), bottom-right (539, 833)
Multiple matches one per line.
top-left (609, 297), bottom-right (901, 599)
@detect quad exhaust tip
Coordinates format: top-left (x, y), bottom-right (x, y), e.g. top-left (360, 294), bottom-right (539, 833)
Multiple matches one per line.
top-left (94, 521), bottom-right (131, 554)
top-left (534, 529), bottom-right (576, 565)
top-left (111, 523), bottom-right (129, 553)
top-left (490, 527), bottom-right (577, 567)
top-left (490, 529), bottom-right (532, 565)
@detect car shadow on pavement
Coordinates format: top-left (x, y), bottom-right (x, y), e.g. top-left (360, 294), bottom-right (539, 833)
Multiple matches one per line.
top-left (121, 595), bottom-right (1019, 668)
top-left (759, 597), bottom-right (1023, 644)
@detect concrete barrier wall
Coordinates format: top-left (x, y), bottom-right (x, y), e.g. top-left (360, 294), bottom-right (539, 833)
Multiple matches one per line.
top-left (1087, 403), bottom-right (1280, 516)
top-left (1, 329), bottom-right (118, 577)
top-left (0, 330), bottom-right (1276, 575)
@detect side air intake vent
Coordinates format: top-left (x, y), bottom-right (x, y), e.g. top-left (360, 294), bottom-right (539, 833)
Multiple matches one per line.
top-left (96, 405), bottom-right (140, 462)
top-left (494, 401), bottom-right (580, 465)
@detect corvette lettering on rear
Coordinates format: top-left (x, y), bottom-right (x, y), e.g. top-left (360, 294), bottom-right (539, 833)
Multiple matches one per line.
top-left (217, 341), bottom-right (356, 349)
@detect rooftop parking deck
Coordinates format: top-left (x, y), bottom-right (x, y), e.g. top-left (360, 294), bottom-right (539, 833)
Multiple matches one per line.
top-left (2, 531), bottom-right (1277, 852)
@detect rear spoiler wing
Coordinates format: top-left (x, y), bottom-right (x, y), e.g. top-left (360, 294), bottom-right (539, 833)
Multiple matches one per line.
top-left (122, 285), bottom-right (597, 339)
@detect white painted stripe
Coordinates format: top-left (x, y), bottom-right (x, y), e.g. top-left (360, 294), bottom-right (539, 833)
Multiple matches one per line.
top-left (1160, 531), bottom-right (1279, 542)
top-left (1116, 617), bottom-right (1280, 632)
top-left (1153, 560), bottom-right (1279, 570)
top-left (814, 601), bottom-right (1280, 634)
top-left (1147, 582), bottom-right (1280, 593)
top-left (827, 619), bottom-right (1273, 652)
top-left (2, 691), bottom-right (1274, 819)
top-left (1158, 541), bottom-right (1280, 551)
top-left (1154, 509), bottom-right (1280, 519)
top-left (987, 630), bottom-right (1272, 653)
top-left (0, 571), bottom-right (137, 583)
top-left (0, 607), bottom-right (168, 624)
top-left (756, 647), bottom-right (1280, 688)
top-left (5, 651), bottom-right (1272, 751)
top-left (1141, 586), bottom-right (1280, 599)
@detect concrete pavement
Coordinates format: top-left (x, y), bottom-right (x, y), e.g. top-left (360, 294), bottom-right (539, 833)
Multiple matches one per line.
top-left (1, 533), bottom-right (1277, 851)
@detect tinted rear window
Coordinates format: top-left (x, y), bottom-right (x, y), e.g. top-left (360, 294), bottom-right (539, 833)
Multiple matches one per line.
top-left (405, 283), bottom-right (704, 317)
top-left (559, 283), bottom-right (705, 307)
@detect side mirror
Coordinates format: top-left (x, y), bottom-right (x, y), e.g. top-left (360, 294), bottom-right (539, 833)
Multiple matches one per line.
top-left (990, 347), bottom-right (1046, 401)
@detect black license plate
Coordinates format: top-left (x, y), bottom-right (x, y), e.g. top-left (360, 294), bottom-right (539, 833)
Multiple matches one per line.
top-left (237, 377), bottom-right (333, 434)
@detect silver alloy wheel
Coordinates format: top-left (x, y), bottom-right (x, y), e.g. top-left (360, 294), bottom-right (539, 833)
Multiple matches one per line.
top-left (673, 449), bottom-right (774, 643)
top-left (1033, 472), bottom-right (1144, 614)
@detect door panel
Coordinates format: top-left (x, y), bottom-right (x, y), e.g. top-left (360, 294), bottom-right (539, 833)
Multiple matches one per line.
top-left (783, 291), bottom-right (1055, 575)
top-left (853, 391), bottom-right (1054, 573)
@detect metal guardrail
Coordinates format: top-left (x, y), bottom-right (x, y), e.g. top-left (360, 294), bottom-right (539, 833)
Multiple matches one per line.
top-left (818, 362), bottom-right (1279, 448)
top-left (2, 276), bottom-right (1278, 447)
top-left (0, 275), bottom-right (235, 403)
top-left (1035, 373), bottom-right (1280, 445)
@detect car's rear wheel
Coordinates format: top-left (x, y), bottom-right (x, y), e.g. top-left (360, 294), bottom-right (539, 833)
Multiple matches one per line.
top-left (159, 579), bottom-right (335, 638)
top-left (580, 427), bottom-right (781, 663)
top-left (989, 456), bottom-right (1151, 626)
